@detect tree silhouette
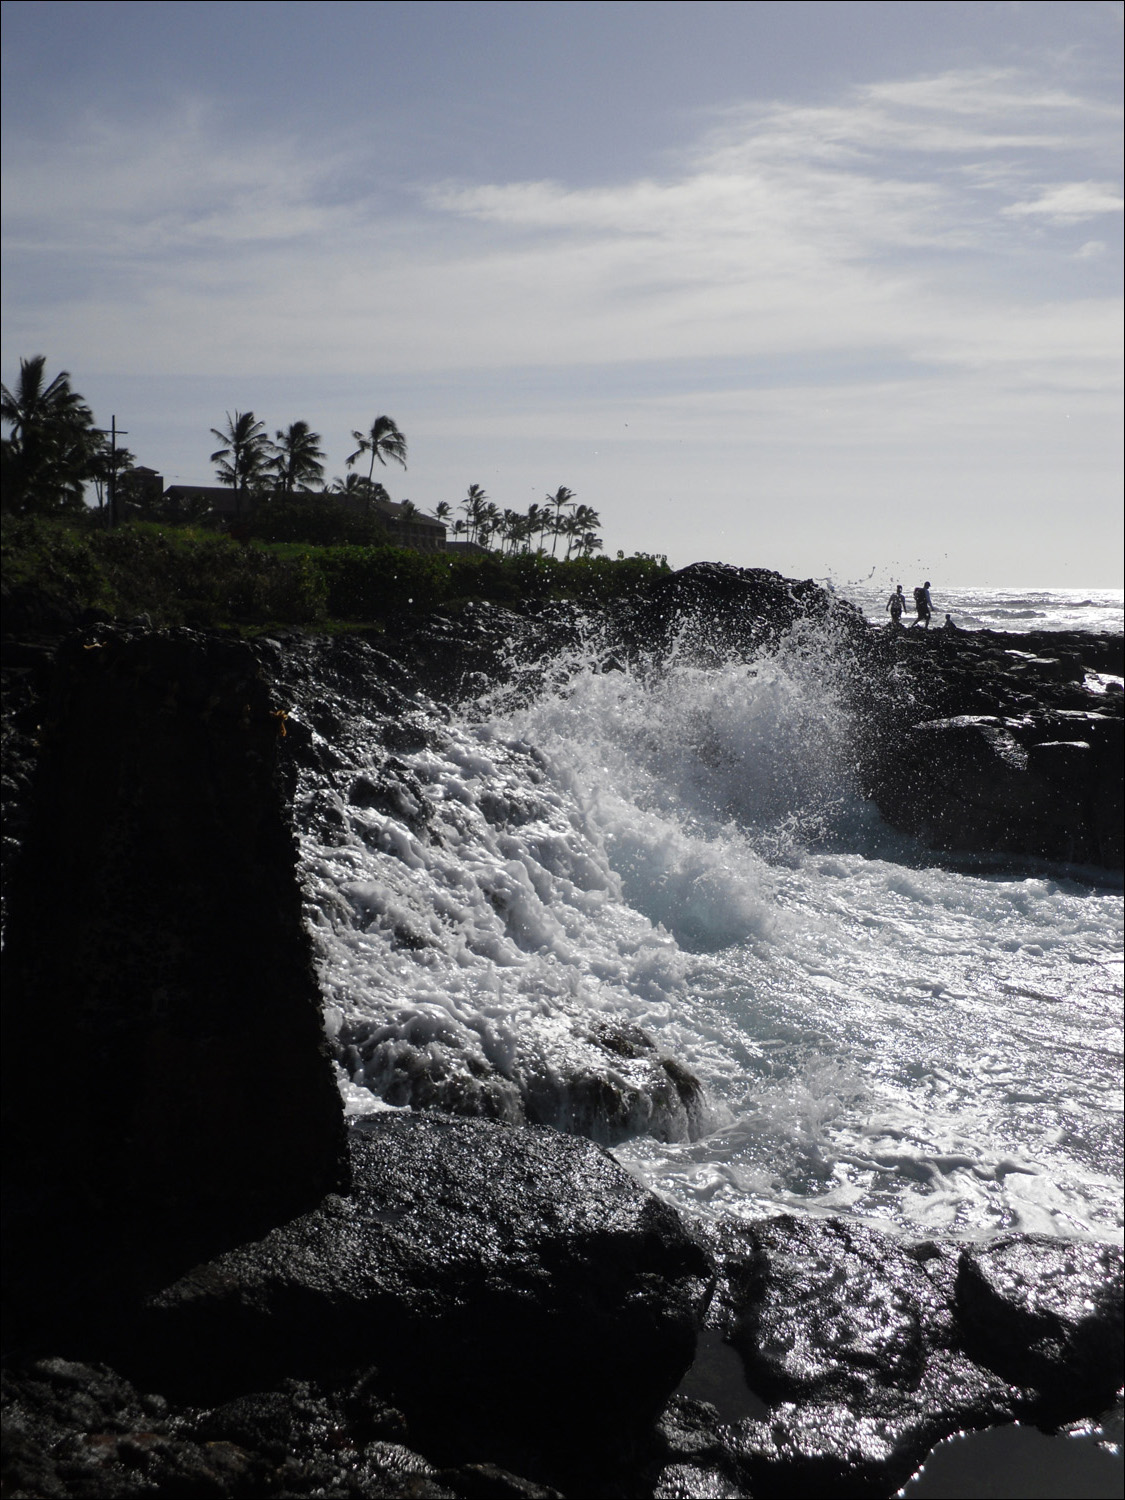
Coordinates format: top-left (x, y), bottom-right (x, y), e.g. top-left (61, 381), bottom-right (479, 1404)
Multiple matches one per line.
top-left (565, 503), bottom-right (601, 559)
top-left (210, 411), bottom-right (270, 517)
top-left (88, 444), bottom-right (137, 518)
top-left (270, 421), bottom-right (325, 495)
top-left (524, 502), bottom-right (548, 553)
top-left (1, 355), bottom-right (98, 515)
top-left (545, 486), bottom-right (576, 556)
top-left (347, 415), bottom-right (407, 488)
top-left (331, 471), bottom-right (389, 514)
top-left (459, 483), bottom-right (490, 544)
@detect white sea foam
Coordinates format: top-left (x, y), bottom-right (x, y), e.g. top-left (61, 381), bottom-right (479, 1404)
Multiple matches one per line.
top-left (298, 612), bottom-right (1124, 1244)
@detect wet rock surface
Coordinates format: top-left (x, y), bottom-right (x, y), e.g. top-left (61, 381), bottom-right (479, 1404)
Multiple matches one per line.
top-left (956, 1234), bottom-right (1124, 1402)
top-left (124, 1113), bottom-right (710, 1457)
top-left (630, 1215), bottom-right (1123, 1499)
top-left (859, 626), bottom-right (1123, 867)
top-left (5, 1211), bottom-right (1120, 1498)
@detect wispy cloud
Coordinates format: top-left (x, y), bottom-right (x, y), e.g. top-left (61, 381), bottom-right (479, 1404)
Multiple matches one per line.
top-left (3, 64), bottom-right (1118, 383)
top-left (1, 98), bottom-right (368, 258)
top-left (1003, 180), bottom-right (1124, 220)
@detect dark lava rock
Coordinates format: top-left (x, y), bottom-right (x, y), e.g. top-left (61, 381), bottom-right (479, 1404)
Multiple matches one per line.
top-left (699, 1216), bottom-right (1015, 1496)
top-left (1, 628), bottom-right (348, 1331)
top-left (682, 1214), bottom-right (1124, 1499)
top-left (718, 1215), bottom-right (943, 1402)
top-left (860, 628), bottom-right (1124, 868)
top-left (647, 1395), bottom-right (753, 1498)
top-left (629, 563), bottom-right (866, 667)
top-left (124, 1113), bottom-right (711, 1475)
top-left (1, 1357), bottom-right (563, 1498)
top-left (879, 712), bottom-right (1120, 865)
top-left (957, 1234), bottom-right (1125, 1405)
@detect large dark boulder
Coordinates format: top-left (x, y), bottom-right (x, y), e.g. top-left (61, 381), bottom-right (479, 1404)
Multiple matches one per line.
top-left (957, 1234), bottom-right (1124, 1404)
top-left (687, 1215), bottom-right (1124, 1498)
top-left (1, 627), bottom-right (348, 1327)
top-left (625, 563), bottom-right (867, 665)
top-left (120, 1113), bottom-right (710, 1475)
top-left (876, 712), bottom-right (1121, 865)
top-left (860, 629), bottom-right (1124, 868)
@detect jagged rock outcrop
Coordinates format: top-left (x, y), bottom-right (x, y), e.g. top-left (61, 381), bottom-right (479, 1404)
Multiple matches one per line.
top-left (859, 627), bottom-right (1124, 868)
top-left (655, 1215), bottom-right (1124, 1499)
top-left (4, 1208), bottom-right (1121, 1499)
top-left (1, 627), bottom-right (349, 1330)
top-left (622, 562), bottom-right (868, 667)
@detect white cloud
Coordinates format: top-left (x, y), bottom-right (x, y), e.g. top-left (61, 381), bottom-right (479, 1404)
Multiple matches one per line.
top-left (1003, 180), bottom-right (1124, 220)
top-left (4, 65), bottom-right (1119, 384)
top-left (699, 67), bottom-right (1120, 166)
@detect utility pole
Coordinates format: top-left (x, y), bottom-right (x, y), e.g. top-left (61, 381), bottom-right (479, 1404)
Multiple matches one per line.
top-left (108, 417), bottom-right (127, 529)
top-left (93, 418), bottom-right (129, 527)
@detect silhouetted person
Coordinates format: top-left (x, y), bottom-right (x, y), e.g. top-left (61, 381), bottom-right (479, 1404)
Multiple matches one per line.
top-left (911, 582), bottom-right (933, 629)
top-left (886, 585), bottom-right (906, 625)
top-left (942, 612), bottom-right (960, 632)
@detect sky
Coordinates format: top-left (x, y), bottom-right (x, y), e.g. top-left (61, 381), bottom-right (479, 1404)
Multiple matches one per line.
top-left (2, 0), bottom-right (1122, 586)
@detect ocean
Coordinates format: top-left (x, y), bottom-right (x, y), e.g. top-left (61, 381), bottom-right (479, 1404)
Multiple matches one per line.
top-left (297, 583), bottom-right (1124, 1255)
top-left (836, 583), bottom-right (1125, 638)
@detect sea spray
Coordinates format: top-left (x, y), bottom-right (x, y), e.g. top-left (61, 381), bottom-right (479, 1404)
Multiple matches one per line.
top-left (289, 612), bottom-right (1123, 1242)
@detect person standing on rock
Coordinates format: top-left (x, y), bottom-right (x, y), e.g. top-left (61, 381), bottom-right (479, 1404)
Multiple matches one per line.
top-left (886, 585), bottom-right (906, 625)
top-left (911, 582), bottom-right (933, 629)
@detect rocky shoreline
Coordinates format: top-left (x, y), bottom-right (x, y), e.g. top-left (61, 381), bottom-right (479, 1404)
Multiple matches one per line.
top-left (2, 564), bottom-right (1122, 1498)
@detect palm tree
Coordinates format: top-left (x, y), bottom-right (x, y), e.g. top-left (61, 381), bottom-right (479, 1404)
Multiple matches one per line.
top-left (88, 443), bottom-right (137, 517)
top-left (459, 483), bottom-right (490, 543)
top-left (347, 415), bottom-right (407, 488)
top-left (545, 486), bottom-right (576, 556)
top-left (330, 471), bottom-right (389, 514)
top-left (210, 411), bottom-right (270, 516)
top-left (270, 420), bottom-right (325, 495)
top-left (479, 501), bottom-right (502, 549)
top-left (565, 504), bottom-right (601, 559)
top-left (1, 355), bottom-right (98, 515)
top-left (498, 508), bottom-right (524, 554)
top-left (524, 501), bottom-right (548, 553)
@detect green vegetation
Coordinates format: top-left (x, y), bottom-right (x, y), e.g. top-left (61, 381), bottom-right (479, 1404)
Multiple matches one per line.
top-left (2, 514), bottom-right (670, 635)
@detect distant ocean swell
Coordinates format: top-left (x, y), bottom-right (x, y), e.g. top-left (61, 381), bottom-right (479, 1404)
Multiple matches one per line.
top-left (839, 583), bottom-right (1124, 637)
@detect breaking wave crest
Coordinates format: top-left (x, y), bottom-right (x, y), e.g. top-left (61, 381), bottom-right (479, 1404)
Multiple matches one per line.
top-left (291, 614), bottom-right (1123, 1241)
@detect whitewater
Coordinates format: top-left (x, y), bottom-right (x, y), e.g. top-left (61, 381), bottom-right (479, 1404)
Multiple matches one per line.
top-left (297, 587), bottom-right (1124, 1249)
